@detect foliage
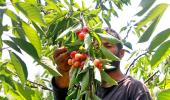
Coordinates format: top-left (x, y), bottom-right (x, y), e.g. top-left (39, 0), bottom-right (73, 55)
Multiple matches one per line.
top-left (0, 0), bottom-right (169, 99)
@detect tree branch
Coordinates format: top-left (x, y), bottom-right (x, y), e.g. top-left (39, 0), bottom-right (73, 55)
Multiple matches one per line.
top-left (125, 51), bottom-right (148, 75)
top-left (123, 26), bottom-right (132, 40)
top-left (0, 47), bottom-right (10, 51)
top-left (27, 80), bottom-right (54, 93)
top-left (144, 70), bottom-right (159, 83)
top-left (7, 69), bottom-right (54, 92)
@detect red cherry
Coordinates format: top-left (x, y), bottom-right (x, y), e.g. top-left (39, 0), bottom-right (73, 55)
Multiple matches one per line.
top-left (70, 51), bottom-right (77, 58)
top-left (94, 59), bottom-right (102, 70)
top-left (82, 26), bottom-right (89, 33)
top-left (75, 53), bottom-right (82, 61)
top-left (68, 59), bottom-right (73, 65)
top-left (94, 59), bottom-right (100, 66)
top-left (78, 32), bottom-right (85, 41)
top-left (81, 54), bottom-right (87, 60)
top-left (72, 58), bottom-right (76, 64)
top-left (98, 63), bottom-right (103, 70)
top-left (76, 31), bottom-right (81, 35)
top-left (73, 61), bottom-right (80, 68)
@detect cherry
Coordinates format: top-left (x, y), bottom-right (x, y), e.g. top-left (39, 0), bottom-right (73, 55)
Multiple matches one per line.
top-left (82, 26), bottom-right (89, 33)
top-left (75, 53), bottom-right (82, 61)
top-left (73, 61), bottom-right (81, 68)
top-left (70, 51), bottom-right (77, 58)
top-left (94, 59), bottom-right (102, 70)
top-left (80, 54), bottom-right (87, 60)
top-left (76, 31), bottom-right (81, 35)
top-left (68, 59), bottom-right (73, 65)
top-left (78, 32), bottom-right (85, 41)
top-left (71, 58), bottom-right (76, 64)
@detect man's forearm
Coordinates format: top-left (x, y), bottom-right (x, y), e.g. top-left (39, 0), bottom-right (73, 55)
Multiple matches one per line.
top-left (54, 71), bottom-right (70, 88)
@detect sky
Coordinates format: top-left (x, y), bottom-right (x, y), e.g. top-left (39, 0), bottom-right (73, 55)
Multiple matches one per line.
top-left (1, 0), bottom-right (170, 81)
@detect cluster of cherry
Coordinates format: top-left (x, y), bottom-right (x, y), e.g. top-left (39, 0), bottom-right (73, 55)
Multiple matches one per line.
top-left (68, 51), bottom-right (87, 69)
top-left (67, 27), bottom-right (103, 70)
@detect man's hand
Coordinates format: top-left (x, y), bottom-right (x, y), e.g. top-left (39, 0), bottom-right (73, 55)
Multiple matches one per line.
top-left (53, 47), bottom-right (71, 73)
top-left (53, 47), bottom-right (71, 88)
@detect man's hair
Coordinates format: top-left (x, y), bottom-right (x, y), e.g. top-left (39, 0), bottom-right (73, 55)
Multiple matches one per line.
top-left (103, 27), bottom-right (123, 50)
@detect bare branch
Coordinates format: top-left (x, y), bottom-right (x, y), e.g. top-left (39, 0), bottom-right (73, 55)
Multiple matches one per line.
top-left (0, 47), bottom-right (10, 51)
top-left (144, 70), bottom-right (159, 83)
top-left (125, 51), bottom-right (149, 75)
top-left (123, 26), bottom-right (132, 40)
top-left (8, 69), bottom-right (54, 92)
top-left (27, 80), bottom-right (54, 93)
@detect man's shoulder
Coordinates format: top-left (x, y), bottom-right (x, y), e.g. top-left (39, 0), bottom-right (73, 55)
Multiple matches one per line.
top-left (123, 76), bottom-right (144, 85)
top-left (122, 76), bottom-right (152, 99)
top-left (123, 76), bottom-right (149, 93)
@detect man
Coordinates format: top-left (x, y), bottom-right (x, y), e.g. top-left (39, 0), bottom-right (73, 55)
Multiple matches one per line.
top-left (52, 28), bottom-right (152, 100)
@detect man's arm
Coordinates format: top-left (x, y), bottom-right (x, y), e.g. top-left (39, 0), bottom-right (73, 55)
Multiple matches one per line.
top-left (52, 77), bottom-right (68, 100)
top-left (52, 47), bottom-right (71, 100)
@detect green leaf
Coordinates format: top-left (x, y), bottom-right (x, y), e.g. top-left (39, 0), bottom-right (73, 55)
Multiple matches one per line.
top-left (10, 0), bottom-right (19, 3)
top-left (56, 27), bottom-right (72, 40)
top-left (0, 75), bottom-right (15, 90)
top-left (149, 28), bottom-right (170, 51)
top-left (0, 9), bottom-right (5, 36)
top-left (13, 81), bottom-right (41, 100)
top-left (69, 68), bottom-right (79, 88)
top-left (138, 16), bottom-right (160, 43)
top-left (5, 9), bottom-right (19, 22)
top-left (94, 95), bottom-right (101, 100)
top-left (11, 21), bottom-right (26, 40)
top-left (3, 40), bottom-right (22, 53)
top-left (123, 40), bottom-right (132, 50)
top-left (136, 3), bottom-right (169, 30)
top-left (66, 88), bottom-right (78, 100)
top-left (151, 40), bottom-right (170, 68)
top-left (10, 37), bottom-right (39, 60)
top-left (101, 70), bottom-right (117, 86)
top-left (0, 0), bottom-right (5, 6)
top-left (157, 89), bottom-right (170, 100)
top-left (38, 61), bottom-right (61, 77)
top-left (32, 22), bottom-right (45, 38)
top-left (84, 34), bottom-right (92, 49)
top-left (0, 38), bottom-right (2, 58)
top-left (80, 70), bottom-right (89, 92)
top-left (9, 52), bottom-right (28, 84)
top-left (136, 0), bottom-right (156, 16)
top-left (15, 2), bottom-right (45, 26)
top-left (100, 46), bottom-right (120, 61)
top-left (0, 96), bottom-right (8, 100)
top-left (22, 22), bottom-right (41, 57)
top-left (97, 33), bottom-right (121, 45)
top-left (25, 0), bottom-right (37, 4)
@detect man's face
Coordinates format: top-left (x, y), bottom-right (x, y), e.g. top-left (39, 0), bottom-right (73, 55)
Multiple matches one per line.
top-left (102, 40), bottom-right (119, 56)
top-left (102, 40), bottom-right (124, 71)
top-left (94, 40), bottom-right (124, 59)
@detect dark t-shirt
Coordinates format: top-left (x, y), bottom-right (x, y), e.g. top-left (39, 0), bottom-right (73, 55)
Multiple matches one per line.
top-left (52, 76), bottom-right (152, 100)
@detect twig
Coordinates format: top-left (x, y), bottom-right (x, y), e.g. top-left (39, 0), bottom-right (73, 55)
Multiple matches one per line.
top-left (7, 69), bottom-right (54, 92)
top-left (144, 70), bottom-right (159, 83)
top-left (0, 47), bottom-right (10, 51)
top-left (125, 51), bottom-right (149, 75)
top-left (123, 26), bottom-right (132, 40)
top-left (80, 12), bottom-right (86, 27)
top-left (27, 80), bottom-right (54, 92)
